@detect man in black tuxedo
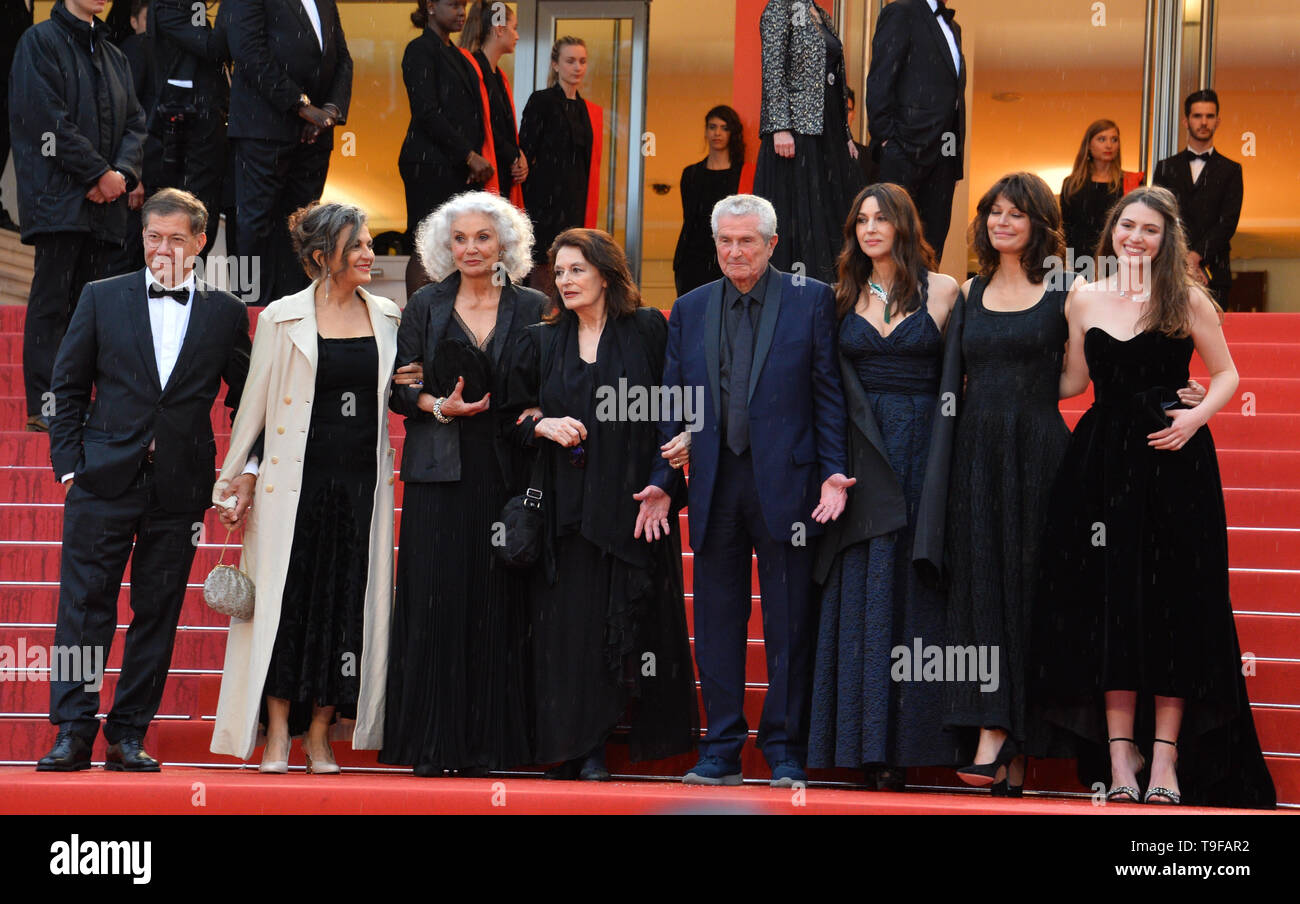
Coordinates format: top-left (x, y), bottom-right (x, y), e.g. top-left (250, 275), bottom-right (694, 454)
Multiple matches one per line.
top-left (38, 188), bottom-right (252, 772)
top-left (147, 0), bottom-right (230, 260)
top-left (1153, 89), bottom-right (1244, 308)
top-left (867, 0), bottom-right (965, 256)
top-left (228, 0), bottom-right (352, 304)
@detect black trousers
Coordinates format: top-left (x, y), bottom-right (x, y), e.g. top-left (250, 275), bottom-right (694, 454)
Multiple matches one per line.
top-left (24, 233), bottom-right (120, 417)
top-left (877, 144), bottom-right (960, 259)
top-left (50, 464), bottom-right (204, 745)
top-left (691, 449), bottom-right (817, 767)
top-left (234, 136), bottom-right (331, 305)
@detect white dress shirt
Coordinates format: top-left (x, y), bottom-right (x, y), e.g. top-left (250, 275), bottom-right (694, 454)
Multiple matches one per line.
top-left (927, 0), bottom-right (962, 75)
top-left (300, 0), bottom-right (324, 51)
top-left (1190, 146), bottom-right (1214, 184)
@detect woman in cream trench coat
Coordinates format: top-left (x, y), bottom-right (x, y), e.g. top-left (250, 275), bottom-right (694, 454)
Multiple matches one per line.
top-left (209, 281), bottom-right (402, 761)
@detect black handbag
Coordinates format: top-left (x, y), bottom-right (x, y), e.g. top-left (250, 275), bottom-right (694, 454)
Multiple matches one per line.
top-left (492, 325), bottom-right (553, 570)
top-left (493, 455), bottom-right (546, 569)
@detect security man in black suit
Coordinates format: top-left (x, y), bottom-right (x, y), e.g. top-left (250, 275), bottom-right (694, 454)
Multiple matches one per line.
top-left (228, 0), bottom-right (352, 304)
top-left (867, 0), bottom-right (965, 256)
top-left (147, 0), bottom-right (230, 258)
top-left (38, 188), bottom-right (253, 772)
top-left (1153, 89), bottom-right (1244, 309)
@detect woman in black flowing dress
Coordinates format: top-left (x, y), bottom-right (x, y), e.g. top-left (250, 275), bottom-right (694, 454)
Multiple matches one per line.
top-left (380, 191), bottom-right (544, 775)
top-left (504, 228), bottom-right (698, 780)
top-left (672, 105), bottom-right (746, 297)
top-left (753, 0), bottom-right (863, 285)
top-left (1059, 119), bottom-right (1142, 262)
top-left (809, 184), bottom-right (963, 788)
top-left (1033, 187), bottom-right (1275, 808)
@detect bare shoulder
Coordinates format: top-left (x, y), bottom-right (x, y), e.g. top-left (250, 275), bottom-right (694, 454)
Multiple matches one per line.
top-left (1187, 284), bottom-right (1223, 329)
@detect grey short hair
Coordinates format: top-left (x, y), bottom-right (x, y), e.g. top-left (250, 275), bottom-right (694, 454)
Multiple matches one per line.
top-left (711, 194), bottom-right (778, 241)
top-left (415, 191), bottom-right (535, 283)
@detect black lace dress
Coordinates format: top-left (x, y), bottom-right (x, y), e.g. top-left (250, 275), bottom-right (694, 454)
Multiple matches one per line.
top-left (810, 306), bottom-right (966, 769)
top-left (1032, 329), bottom-right (1276, 808)
top-left (263, 336), bottom-right (378, 735)
top-left (943, 278), bottom-right (1070, 744)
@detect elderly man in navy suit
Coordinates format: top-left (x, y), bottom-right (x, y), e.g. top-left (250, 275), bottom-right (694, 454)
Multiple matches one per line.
top-left (635, 194), bottom-right (853, 787)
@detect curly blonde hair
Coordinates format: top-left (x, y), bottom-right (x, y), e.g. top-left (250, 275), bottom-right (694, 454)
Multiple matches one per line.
top-left (414, 191), bottom-right (535, 283)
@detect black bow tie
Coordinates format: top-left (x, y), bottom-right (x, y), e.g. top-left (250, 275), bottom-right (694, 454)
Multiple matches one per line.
top-left (1189, 151), bottom-right (1212, 161)
top-left (935, 2), bottom-right (955, 22)
top-left (148, 283), bottom-right (190, 305)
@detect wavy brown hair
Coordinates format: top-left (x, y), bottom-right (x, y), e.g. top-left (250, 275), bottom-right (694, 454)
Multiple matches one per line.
top-left (1096, 186), bottom-right (1219, 337)
top-left (1061, 119), bottom-right (1124, 202)
top-left (543, 228), bottom-right (641, 323)
top-left (705, 104), bottom-right (746, 168)
top-left (834, 184), bottom-right (936, 321)
top-left (970, 172), bottom-right (1066, 284)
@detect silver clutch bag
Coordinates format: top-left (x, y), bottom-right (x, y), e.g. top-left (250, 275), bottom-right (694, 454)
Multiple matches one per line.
top-left (204, 526), bottom-right (255, 620)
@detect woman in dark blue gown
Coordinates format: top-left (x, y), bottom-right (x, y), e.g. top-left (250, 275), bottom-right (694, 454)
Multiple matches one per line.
top-left (810, 184), bottom-right (961, 788)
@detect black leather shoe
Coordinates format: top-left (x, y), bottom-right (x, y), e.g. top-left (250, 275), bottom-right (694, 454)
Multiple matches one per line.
top-left (36, 729), bottom-right (93, 772)
top-left (105, 736), bottom-right (161, 772)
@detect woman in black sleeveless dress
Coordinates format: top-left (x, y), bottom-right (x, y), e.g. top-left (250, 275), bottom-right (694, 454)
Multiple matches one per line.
top-left (1033, 187), bottom-right (1275, 808)
top-left (672, 105), bottom-right (746, 297)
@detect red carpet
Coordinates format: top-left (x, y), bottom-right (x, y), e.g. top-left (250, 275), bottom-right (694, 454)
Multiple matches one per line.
top-left (2, 305), bottom-right (1297, 813)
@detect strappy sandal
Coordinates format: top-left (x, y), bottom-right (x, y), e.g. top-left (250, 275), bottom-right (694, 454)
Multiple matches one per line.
top-left (1106, 737), bottom-right (1145, 802)
top-left (1143, 738), bottom-right (1182, 805)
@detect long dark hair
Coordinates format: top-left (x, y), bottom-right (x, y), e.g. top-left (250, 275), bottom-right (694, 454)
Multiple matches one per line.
top-left (543, 228), bottom-right (641, 323)
top-left (970, 172), bottom-right (1066, 285)
top-left (1096, 186), bottom-right (1218, 337)
top-left (834, 184), bottom-right (935, 321)
top-left (704, 104), bottom-right (746, 167)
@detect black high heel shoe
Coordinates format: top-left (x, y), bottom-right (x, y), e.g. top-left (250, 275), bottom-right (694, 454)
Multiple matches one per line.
top-left (990, 756), bottom-right (1026, 797)
top-left (956, 734), bottom-right (1018, 787)
top-left (1106, 737), bottom-right (1146, 803)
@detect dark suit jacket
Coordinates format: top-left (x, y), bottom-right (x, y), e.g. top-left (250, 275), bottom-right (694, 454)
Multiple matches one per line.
top-left (48, 271), bottom-right (252, 512)
top-left (397, 29), bottom-right (486, 194)
top-left (866, 0), bottom-right (965, 175)
top-left (1153, 148), bottom-right (1243, 290)
top-left (651, 267), bottom-right (848, 547)
top-left (227, 0), bottom-right (351, 145)
top-left (148, 0), bottom-right (230, 118)
top-left (390, 272), bottom-right (545, 483)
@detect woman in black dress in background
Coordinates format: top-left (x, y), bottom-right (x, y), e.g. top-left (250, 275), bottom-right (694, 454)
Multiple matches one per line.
top-left (458, 0), bottom-right (527, 205)
top-left (1034, 187), bottom-right (1275, 808)
top-left (1059, 119), bottom-right (1142, 263)
top-left (519, 37), bottom-right (596, 295)
top-left (504, 229), bottom-right (698, 780)
top-left (753, 0), bottom-right (863, 285)
top-left (399, 0), bottom-right (494, 296)
top-left (809, 183), bottom-right (963, 789)
top-left (380, 192), bottom-right (544, 776)
top-left (672, 105), bottom-right (746, 296)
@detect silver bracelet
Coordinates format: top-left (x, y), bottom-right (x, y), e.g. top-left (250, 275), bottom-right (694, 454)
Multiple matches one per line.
top-left (432, 396), bottom-right (453, 424)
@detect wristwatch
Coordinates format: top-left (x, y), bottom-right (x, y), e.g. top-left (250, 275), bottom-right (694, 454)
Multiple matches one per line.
top-left (294, 93), bottom-right (311, 111)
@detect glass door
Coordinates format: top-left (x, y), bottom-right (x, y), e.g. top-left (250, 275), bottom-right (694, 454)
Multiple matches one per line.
top-left (517, 1), bottom-right (650, 278)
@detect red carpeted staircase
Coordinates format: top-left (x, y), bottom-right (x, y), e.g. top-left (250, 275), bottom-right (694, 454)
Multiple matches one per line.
top-left (1, 303), bottom-right (1297, 813)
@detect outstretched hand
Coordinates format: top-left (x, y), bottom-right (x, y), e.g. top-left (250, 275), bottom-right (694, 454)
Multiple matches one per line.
top-left (633, 485), bottom-right (671, 542)
top-left (811, 473), bottom-right (855, 524)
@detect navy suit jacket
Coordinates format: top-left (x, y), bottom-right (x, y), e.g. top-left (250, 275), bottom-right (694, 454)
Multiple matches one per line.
top-left (651, 267), bottom-right (847, 548)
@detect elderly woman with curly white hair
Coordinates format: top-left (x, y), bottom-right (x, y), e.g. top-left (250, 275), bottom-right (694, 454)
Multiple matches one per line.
top-left (378, 191), bottom-right (546, 775)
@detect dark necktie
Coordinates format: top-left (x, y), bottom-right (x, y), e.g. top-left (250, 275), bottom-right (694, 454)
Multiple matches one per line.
top-left (727, 296), bottom-right (753, 456)
top-left (148, 283), bottom-right (190, 305)
top-left (1190, 151), bottom-right (1211, 161)
top-left (935, 1), bottom-right (956, 24)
